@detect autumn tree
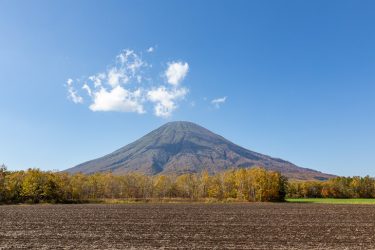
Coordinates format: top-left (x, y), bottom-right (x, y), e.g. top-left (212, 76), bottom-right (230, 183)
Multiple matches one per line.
top-left (0, 164), bottom-right (7, 202)
top-left (0, 167), bottom-right (292, 203)
top-left (21, 169), bottom-right (47, 203)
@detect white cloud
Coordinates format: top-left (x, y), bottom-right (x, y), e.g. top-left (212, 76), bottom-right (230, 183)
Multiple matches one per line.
top-left (89, 73), bottom-right (105, 88)
top-left (117, 49), bottom-right (145, 76)
top-left (147, 86), bottom-right (188, 117)
top-left (116, 49), bottom-right (134, 64)
top-left (82, 83), bottom-right (92, 96)
top-left (107, 68), bottom-right (126, 87)
top-left (66, 79), bottom-right (83, 104)
top-left (90, 86), bottom-right (145, 113)
top-left (147, 47), bottom-right (154, 53)
top-left (66, 49), bottom-right (189, 117)
top-left (211, 96), bottom-right (227, 108)
top-left (165, 61), bottom-right (189, 86)
top-left (106, 50), bottom-right (145, 87)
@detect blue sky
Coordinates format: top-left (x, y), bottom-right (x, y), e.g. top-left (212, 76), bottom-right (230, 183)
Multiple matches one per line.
top-left (1, 0), bottom-right (374, 176)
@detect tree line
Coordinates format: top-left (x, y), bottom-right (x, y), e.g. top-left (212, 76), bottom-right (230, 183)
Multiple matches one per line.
top-left (3, 164), bottom-right (374, 204)
top-left (0, 165), bottom-right (287, 204)
top-left (288, 176), bottom-right (375, 198)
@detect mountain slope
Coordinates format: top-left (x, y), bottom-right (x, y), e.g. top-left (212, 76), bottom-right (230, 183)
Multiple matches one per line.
top-left (65, 121), bottom-right (334, 180)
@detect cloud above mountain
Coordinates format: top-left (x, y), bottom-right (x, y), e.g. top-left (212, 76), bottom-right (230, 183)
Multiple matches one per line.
top-left (66, 49), bottom-right (189, 117)
top-left (66, 78), bottom-right (83, 104)
top-left (165, 62), bottom-right (189, 86)
top-left (211, 96), bottom-right (227, 108)
top-left (147, 86), bottom-right (188, 117)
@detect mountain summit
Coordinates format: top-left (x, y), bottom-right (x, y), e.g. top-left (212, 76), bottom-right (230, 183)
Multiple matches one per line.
top-left (66, 121), bottom-right (333, 180)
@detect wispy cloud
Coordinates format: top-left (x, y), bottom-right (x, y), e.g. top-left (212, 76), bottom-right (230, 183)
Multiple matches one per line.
top-left (82, 83), bottom-right (92, 97)
top-left (211, 96), bottom-right (227, 108)
top-left (66, 79), bottom-right (83, 104)
top-left (147, 47), bottom-right (154, 53)
top-left (66, 49), bottom-right (189, 118)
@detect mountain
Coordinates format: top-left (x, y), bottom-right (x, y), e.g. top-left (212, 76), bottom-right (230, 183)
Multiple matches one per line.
top-left (65, 121), bottom-right (334, 180)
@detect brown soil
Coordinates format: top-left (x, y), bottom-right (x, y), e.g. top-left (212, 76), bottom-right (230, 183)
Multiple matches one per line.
top-left (0, 203), bottom-right (374, 249)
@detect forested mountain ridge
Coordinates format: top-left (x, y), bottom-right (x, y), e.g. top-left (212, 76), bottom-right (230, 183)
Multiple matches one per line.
top-left (65, 121), bottom-right (334, 181)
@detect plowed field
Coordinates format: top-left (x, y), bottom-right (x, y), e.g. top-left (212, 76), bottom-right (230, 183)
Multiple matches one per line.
top-left (1, 203), bottom-right (374, 249)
